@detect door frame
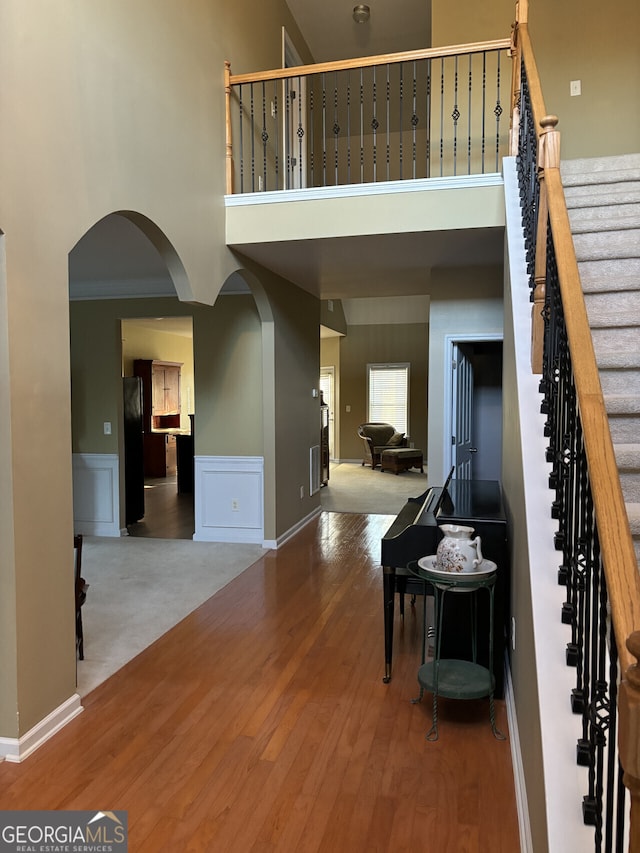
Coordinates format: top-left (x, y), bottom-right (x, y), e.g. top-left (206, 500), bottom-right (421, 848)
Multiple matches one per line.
top-left (442, 333), bottom-right (503, 477)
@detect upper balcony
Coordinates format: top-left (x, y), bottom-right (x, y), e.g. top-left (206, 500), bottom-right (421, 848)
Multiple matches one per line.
top-left (224, 39), bottom-right (513, 298)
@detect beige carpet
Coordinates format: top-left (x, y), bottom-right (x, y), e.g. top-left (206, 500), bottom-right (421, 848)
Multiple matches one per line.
top-left (77, 537), bottom-right (267, 697)
top-left (320, 461), bottom-right (429, 515)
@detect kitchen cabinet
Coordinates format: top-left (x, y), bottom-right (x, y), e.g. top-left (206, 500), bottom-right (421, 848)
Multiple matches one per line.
top-left (134, 359), bottom-right (183, 477)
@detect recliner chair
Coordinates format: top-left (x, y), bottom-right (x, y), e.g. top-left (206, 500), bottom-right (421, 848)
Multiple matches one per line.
top-left (357, 422), bottom-right (408, 469)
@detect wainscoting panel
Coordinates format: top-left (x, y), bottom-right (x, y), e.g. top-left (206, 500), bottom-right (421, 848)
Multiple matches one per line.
top-left (194, 456), bottom-right (264, 544)
top-left (72, 453), bottom-right (121, 537)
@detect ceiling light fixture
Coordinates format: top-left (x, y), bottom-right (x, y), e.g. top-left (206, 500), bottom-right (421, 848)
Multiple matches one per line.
top-left (353, 4), bottom-right (370, 24)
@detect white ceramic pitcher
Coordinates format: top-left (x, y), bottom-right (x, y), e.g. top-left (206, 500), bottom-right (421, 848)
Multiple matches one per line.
top-left (436, 524), bottom-right (483, 573)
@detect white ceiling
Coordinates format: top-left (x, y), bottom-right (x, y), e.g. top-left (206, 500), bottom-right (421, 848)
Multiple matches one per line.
top-left (285, 0), bottom-right (432, 63)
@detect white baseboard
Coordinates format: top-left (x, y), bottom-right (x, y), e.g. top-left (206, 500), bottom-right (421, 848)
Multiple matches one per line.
top-left (0, 694), bottom-right (83, 763)
top-left (505, 656), bottom-right (533, 853)
top-left (263, 506), bottom-right (322, 549)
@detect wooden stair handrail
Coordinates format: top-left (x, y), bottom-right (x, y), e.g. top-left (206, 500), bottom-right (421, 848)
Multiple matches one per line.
top-left (227, 38), bottom-right (512, 86)
top-left (514, 2), bottom-right (640, 844)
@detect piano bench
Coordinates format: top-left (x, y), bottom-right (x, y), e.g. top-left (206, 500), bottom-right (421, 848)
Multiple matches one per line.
top-left (381, 448), bottom-right (424, 474)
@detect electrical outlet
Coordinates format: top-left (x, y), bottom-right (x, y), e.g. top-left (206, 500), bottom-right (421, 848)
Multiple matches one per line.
top-left (231, 499), bottom-right (240, 511)
top-left (570, 79), bottom-right (581, 97)
top-left (103, 422), bottom-right (112, 435)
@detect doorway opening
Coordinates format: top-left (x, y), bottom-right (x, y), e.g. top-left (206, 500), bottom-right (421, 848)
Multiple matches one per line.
top-left (121, 316), bottom-right (195, 540)
top-left (444, 336), bottom-right (503, 481)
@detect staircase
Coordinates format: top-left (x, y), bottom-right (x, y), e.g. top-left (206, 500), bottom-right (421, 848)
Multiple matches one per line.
top-left (561, 153), bottom-right (640, 565)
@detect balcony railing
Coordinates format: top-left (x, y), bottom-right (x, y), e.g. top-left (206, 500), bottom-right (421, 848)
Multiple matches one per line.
top-left (225, 40), bottom-right (512, 195)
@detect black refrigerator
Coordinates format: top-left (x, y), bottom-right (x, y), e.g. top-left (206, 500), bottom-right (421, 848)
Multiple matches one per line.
top-left (123, 376), bottom-right (145, 524)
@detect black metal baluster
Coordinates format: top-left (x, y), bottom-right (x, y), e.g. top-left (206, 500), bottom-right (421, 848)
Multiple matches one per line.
top-left (494, 49), bottom-right (503, 173)
top-left (467, 54), bottom-right (472, 174)
top-left (399, 62), bottom-right (403, 181)
top-left (411, 60), bottom-right (418, 179)
top-left (347, 70), bottom-right (351, 185)
top-left (238, 84), bottom-right (245, 193)
top-left (261, 81), bottom-right (268, 190)
top-left (322, 72), bottom-right (327, 187)
top-left (250, 83), bottom-right (256, 192)
top-left (372, 65), bottom-right (378, 182)
top-left (333, 70), bottom-right (340, 185)
top-left (452, 55), bottom-right (459, 176)
top-left (426, 58), bottom-right (431, 178)
top-left (284, 78), bottom-right (291, 189)
top-left (360, 67), bottom-right (364, 183)
top-left (439, 58), bottom-right (444, 177)
top-left (273, 81), bottom-right (279, 190)
top-left (481, 52), bottom-right (487, 175)
top-left (297, 74), bottom-right (304, 189)
top-left (386, 64), bottom-right (390, 182)
top-left (309, 78), bottom-right (315, 187)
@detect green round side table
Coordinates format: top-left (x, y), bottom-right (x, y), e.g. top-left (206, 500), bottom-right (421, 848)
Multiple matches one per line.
top-left (407, 559), bottom-right (505, 742)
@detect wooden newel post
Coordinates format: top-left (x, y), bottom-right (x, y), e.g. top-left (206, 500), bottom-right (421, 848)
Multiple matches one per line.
top-left (531, 115), bottom-right (559, 374)
top-left (619, 631), bottom-right (640, 852)
top-left (225, 60), bottom-right (234, 195)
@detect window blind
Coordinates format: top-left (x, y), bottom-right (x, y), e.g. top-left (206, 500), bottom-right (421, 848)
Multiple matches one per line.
top-left (367, 363), bottom-right (409, 434)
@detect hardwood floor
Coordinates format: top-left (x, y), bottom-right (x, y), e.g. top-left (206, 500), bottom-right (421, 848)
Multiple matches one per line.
top-left (0, 513), bottom-right (520, 852)
top-left (127, 476), bottom-right (195, 539)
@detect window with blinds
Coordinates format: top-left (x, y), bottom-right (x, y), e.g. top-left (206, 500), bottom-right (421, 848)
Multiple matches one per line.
top-left (367, 363), bottom-right (410, 434)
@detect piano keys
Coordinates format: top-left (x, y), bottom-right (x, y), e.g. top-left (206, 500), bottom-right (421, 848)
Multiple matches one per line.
top-left (381, 476), bottom-right (508, 697)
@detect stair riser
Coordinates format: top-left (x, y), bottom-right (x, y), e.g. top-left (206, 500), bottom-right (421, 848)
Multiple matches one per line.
top-left (578, 258), bottom-right (640, 283)
top-left (568, 204), bottom-right (640, 227)
top-left (620, 473), bottom-right (640, 504)
top-left (593, 327), bottom-right (640, 352)
top-left (585, 290), bottom-right (640, 323)
top-left (600, 370), bottom-right (640, 396)
top-left (608, 416), bottom-right (640, 444)
top-left (574, 230), bottom-right (640, 262)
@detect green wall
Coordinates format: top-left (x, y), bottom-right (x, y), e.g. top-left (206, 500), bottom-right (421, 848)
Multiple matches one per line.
top-left (338, 323), bottom-right (429, 463)
top-left (70, 296), bottom-right (263, 463)
top-left (432, 0), bottom-right (640, 158)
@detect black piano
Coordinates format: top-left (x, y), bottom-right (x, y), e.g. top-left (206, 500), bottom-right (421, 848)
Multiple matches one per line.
top-left (381, 474), bottom-right (508, 697)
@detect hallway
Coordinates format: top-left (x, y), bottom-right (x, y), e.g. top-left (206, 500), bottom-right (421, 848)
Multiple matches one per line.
top-left (0, 512), bottom-right (519, 852)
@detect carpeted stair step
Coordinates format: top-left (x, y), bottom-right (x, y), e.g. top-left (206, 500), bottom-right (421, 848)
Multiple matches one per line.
top-left (564, 183), bottom-right (640, 207)
top-left (578, 257), bottom-right (640, 287)
top-left (626, 503), bottom-right (640, 563)
top-left (584, 288), bottom-right (640, 326)
top-left (592, 325), bottom-right (640, 355)
top-left (615, 445), bottom-right (640, 503)
top-left (604, 395), bottom-right (640, 444)
top-left (599, 365), bottom-right (640, 397)
top-left (569, 209), bottom-right (640, 233)
top-left (573, 228), bottom-right (640, 262)
top-left (562, 153), bottom-right (640, 570)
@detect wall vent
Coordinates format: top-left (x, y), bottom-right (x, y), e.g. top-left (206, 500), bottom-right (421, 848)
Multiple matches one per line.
top-left (310, 445), bottom-right (321, 495)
